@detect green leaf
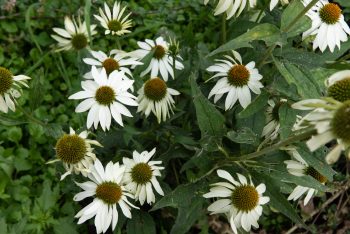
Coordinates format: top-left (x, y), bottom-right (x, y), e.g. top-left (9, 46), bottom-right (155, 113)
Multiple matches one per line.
top-left (36, 180), bottom-right (60, 212)
top-left (227, 127), bottom-right (259, 146)
top-left (53, 217), bottom-right (78, 234)
top-left (209, 24), bottom-right (281, 56)
top-left (237, 91), bottom-right (269, 119)
top-left (25, 4), bottom-right (42, 53)
top-left (126, 211), bottom-right (156, 234)
top-left (0, 114), bottom-right (27, 126)
top-left (45, 123), bottom-right (65, 139)
top-left (29, 68), bottom-right (45, 111)
top-left (281, 0), bottom-right (311, 37)
top-left (0, 218), bottom-right (7, 234)
top-left (190, 74), bottom-right (226, 138)
top-left (278, 103), bottom-right (298, 139)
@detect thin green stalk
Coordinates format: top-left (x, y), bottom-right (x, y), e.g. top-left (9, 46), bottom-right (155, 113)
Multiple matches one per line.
top-left (17, 105), bottom-right (46, 126)
top-left (221, 14), bottom-right (227, 44)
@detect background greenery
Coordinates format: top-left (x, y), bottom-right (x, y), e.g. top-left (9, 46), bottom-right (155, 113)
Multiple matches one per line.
top-left (0, 0), bottom-right (349, 233)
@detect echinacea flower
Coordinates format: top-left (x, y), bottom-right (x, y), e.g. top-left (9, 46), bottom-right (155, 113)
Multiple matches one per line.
top-left (137, 78), bottom-right (180, 123)
top-left (207, 50), bottom-right (263, 110)
top-left (94, 1), bottom-right (132, 36)
top-left (74, 159), bottom-right (138, 234)
top-left (203, 170), bottom-right (269, 234)
top-left (122, 148), bottom-right (164, 205)
top-left (302, 0), bottom-right (350, 52)
top-left (0, 67), bottom-right (30, 113)
top-left (69, 66), bottom-right (137, 130)
top-left (51, 16), bottom-right (97, 51)
top-left (83, 49), bottom-right (142, 78)
top-left (292, 98), bottom-right (350, 164)
top-left (284, 147), bottom-right (327, 205)
top-left (204, 0), bottom-right (257, 19)
top-left (131, 36), bottom-right (184, 81)
top-left (270, 0), bottom-right (289, 11)
top-left (325, 70), bottom-right (350, 102)
top-left (48, 127), bottom-right (102, 180)
top-left (262, 99), bottom-right (287, 142)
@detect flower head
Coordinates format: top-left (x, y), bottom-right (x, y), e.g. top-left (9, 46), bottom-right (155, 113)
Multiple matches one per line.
top-left (204, 0), bottom-right (257, 19)
top-left (203, 170), bottom-right (269, 234)
top-left (130, 36), bottom-right (184, 81)
top-left (122, 148), bottom-right (164, 205)
top-left (283, 147), bottom-right (326, 205)
top-left (94, 1), bottom-right (132, 36)
top-left (207, 50), bottom-right (263, 110)
top-left (302, 0), bottom-right (350, 52)
top-left (69, 66), bottom-right (137, 130)
top-left (48, 127), bottom-right (102, 180)
top-left (325, 70), bottom-right (350, 102)
top-left (137, 78), bottom-right (180, 123)
top-left (74, 159), bottom-right (138, 234)
top-left (0, 67), bottom-right (30, 113)
top-left (51, 16), bottom-right (97, 51)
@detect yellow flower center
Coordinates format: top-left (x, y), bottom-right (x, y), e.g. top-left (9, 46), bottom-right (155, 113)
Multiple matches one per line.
top-left (55, 134), bottom-right (87, 164)
top-left (102, 58), bottom-right (120, 75)
top-left (131, 163), bottom-right (153, 184)
top-left (331, 100), bottom-right (350, 144)
top-left (327, 78), bottom-right (350, 102)
top-left (95, 86), bottom-right (115, 106)
top-left (71, 33), bottom-right (88, 50)
top-left (227, 65), bottom-right (250, 87)
top-left (108, 20), bottom-right (123, 32)
top-left (96, 182), bottom-right (122, 204)
top-left (305, 167), bottom-right (327, 184)
top-left (153, 45), bottom-right (166, 60)
top-left (144, 78), bottom-right (167, 101)
top-left (0, 67), bottom-right (13, 94)
top-left (319, 3), bottom-right (341, 25)
top-left (231, 185), bottom-right (259, 212)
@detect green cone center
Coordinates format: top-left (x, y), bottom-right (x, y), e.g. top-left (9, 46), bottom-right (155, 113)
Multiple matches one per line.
top-left (227, 65), bottom-right (250, 87)
top-left (331, 100), bottom-right (350, 144)
top-left (55, 134), bottom-right (87, 164)
top-left (328, 78), bottom-right (350, 102)
top-left (144, 78), bottom-right (167, 101)
top-left (131, 163), bottom-right (153, 184)
top-left (0, 67), bottom-right (13, 94)
top-left (305, 166), bottom-right (327, 183)
top-left (71, 33), bottom-right (88, 50)
top-left (96, 182), bottom-right (122, 204)
top-left (153, 45), bottom-right (166, 60)
top-left (231, 185), bottom-right (259, 212)
top-left (102, 58), bottom-right (120, 75)
top-left (319, 3), bottom-right (341, 25)
top-left (95, 86), bottom-right (115, 105)
top-left (108, 20), bottom-right (123, 32)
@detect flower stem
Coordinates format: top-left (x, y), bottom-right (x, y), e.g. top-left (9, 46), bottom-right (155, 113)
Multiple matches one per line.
top-left (16, 105), bottom-right (46, 126)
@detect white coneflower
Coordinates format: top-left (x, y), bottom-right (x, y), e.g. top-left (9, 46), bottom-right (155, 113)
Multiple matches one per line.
top-left (69, 66), bottom-right (137, 131)
top-left (284, 147), bottom-right (326, 205)
top-left (203, 170), bottom-right (269, 234)
top-left (204, 0), bottom-right (257, 19)
top-left (74, 159), bottom-right (138, 234)
top-left (122, 148), bottom-right (164, 205)
top-left (207, 50), bottom-right (263, 110)
top-left (262, 99), bottom-right (287, 142)
top-left (325, 70), bottom-right (350, 102)
top-left (83, 50), bottom-right (142, 78)
top-left (48, 127), bottom-right (102, 180)
top-left (0, 67), bottom-right (30, 113)
top-left (94, 1), bottom-right (132, 36)
top-left (270, 0), bottom-right (289, 10)
top-left (292, 98), bottom-right (350, 164)
top-left (51, 16), bottom-right (97, 51)
top-left (137, 77), bottom-right (180, 123)
top-left (302, 0), bottom-right (350, 52)
top-left (130, 36), bottom-right (184, 81)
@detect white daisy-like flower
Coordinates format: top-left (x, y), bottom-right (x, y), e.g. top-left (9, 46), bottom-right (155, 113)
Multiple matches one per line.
top-left (47, 127), bottom-right (102, 180)
top-left (207, 50), bottom-right (263, 110)
top-left (74, 159), bottom-right (138, 234)
top-left (0, 67), bottom-right (30, 113)
top-left (284, 147), bottom-right (327, 205)
top-left (94, 1), bottom-right (132, 36)
top-left (302, 0), bottom-right (350, 52)
top-left (130, 36), bottom-right (184, 81)
top-left (203, 170), bottom-right (269, 234)
top-left (51, 16), bottom-right (97, 51)
top-left (83, 49), bottom-right (142, 78)
top-left (122, 148), bottom-right (164, 205)
top-left (137, 77), bottom-right (180, 123)
top-left (204, 0), bottom-right (257, 19)
top-left (262, 99), bottom-right (287, 142)
top-left (270, 0), bottom-right (289, 11)
top-left (69, 66), bottom-right (137, 131)
top-left (325, 70), bottom-right (350, 102)
top-left (292, 98), bottom-right (350, 164)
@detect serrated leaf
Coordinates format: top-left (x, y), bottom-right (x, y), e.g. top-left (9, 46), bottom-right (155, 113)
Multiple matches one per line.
top-left (227, 127), bottom-right (259, 146)
top-left (45, 123), bottom-right (64, 139)
top-left (126, 211), bottom-right (156, 234)
top-left (278, 103), bottom-right (297, 139)
top-left (237, 91), bottom-right (269, 119)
